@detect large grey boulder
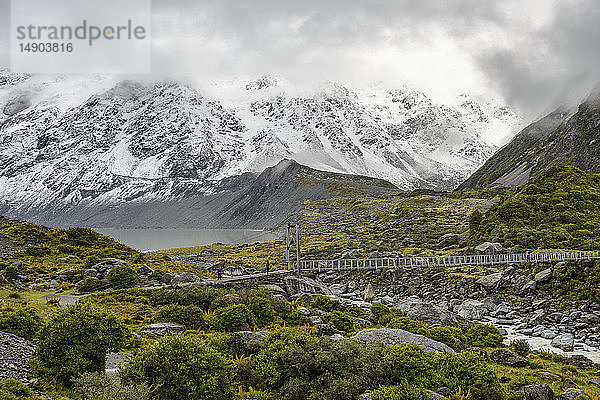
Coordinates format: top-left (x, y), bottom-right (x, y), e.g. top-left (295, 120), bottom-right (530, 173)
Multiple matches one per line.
top-left (455, 299), bottom-right (486, 321)
top-left (490, 348), bottom-right (528, 367)
top-left (535, 268), bottom-right (553, 283)
top-left (477, 273), bottom-right (504, 290)
top-left (551, 333), bottom-right (574, 352)
top-left (475, 242), bottom-right (503, 254)
top-left (520, 384), bottom-right (554, 400)
top-left (351, 328), bottom-right (455, 353)
top-left (561, 388), bottom-right (590, 400)
top-left (140, 323), bottom-right (185, 337)
top-left (397, 296), bottom-right (471, 330)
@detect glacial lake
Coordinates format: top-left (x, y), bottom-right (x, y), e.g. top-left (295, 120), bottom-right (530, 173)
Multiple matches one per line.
top-left (93, 228), bottom-right (280, 252)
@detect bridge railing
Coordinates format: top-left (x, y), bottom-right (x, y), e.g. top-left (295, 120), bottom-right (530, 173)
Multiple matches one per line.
top-left (293, 250), bottom-right (600, 273)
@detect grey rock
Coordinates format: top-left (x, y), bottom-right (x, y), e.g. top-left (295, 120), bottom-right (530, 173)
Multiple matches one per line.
top-left (84, 268), bottom-right (98, 278)
top-left (351, 328), bottom-right (455, 353)
top-left (310, 316), bottom-right (324, 325)
top-left (329, 334), bottom-right (345, 341)
top-left (140, 322), bottom-right (185, 337)
top-left (49, 279), bottom-right (59, 290)
top-left (561, 388), bottom-right (590, 400)
top-left (520, 384), bottom-right (555, 400)
top-left (535, 268), bottom-right (553, 283)
top-left (490, 348), bottom-right (529, 367)
top-left (363, 283), bottom-right (375, 302)
top-left (456, 299), bottom-right (486, 320)
top-left (380, 295), bottom-right (394, 305)
top-left (0, 332), bottom-right (37, 383)
top-left (477, 273), bottom-right (504, 289)
top-left (330, 283), bottom-right (347, 296)
top-left (551, 333), bottom-right (574, 352)
top-left (541, 331), bottom-right (558, 340)
top-left (296, 307), bottom-right (311, 316)
top-left (397, 296), bottom-right (471, 330)
top-left (425, 389), bottom-right (448, 400)
top-left (161, 272), bottom-right (175, 284)
top-left (475, 242), bottom-right (503, 254)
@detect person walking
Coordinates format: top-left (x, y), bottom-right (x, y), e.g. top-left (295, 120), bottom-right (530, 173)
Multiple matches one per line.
top-left (217, 264), bottom-right (223, 280)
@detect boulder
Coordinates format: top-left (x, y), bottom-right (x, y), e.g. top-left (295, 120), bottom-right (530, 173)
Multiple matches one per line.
top-left (49, 280), bottom-right (60, 290)
top-left (310, 316), bottom-right (324, 325)
top-left (229, 331), bottom-right (269, 355)
top-left (551, 333), bottom-right (574, 352)
top-left (425, 389), bottom-right (448, 400)
top-left (380, 295), bottom-right (394, 305)
top-left (535, 268), bottom-right (553, 283)
top-left (84, 269), bottom-right (98, 278)
top-left (363, 283), bottom-right (375, 302)
top-left (140, 323), bottom-right (185, 337)
top-left (397, 296), bottom-right (471, 330)
top-left (329, 334), bottom-right (345, 341)
top-left (351, 328), bottom-right (455, 353)
top-left (296, 307), bottom-right (311, 316)
top-left (520, 384), bottom-right (555, 400)
top-left (477, 273), bottom-right (504, 290)
top-left (475, 242), bottom-right (503, 255)
top-left (455, 299), bottom-right (486, 321)
top-left (161, 272), bottom-right (175, 284)
top-left (171, 272), bottom-right (202, 285)
top-left (330, 283), bottom-right (347, 296)
top-left (490, 348), bottom-right (529, 367)
top-left (560, 388), bottom-right (590, 400)
top-left (437, 233), bottom-right (460, 248)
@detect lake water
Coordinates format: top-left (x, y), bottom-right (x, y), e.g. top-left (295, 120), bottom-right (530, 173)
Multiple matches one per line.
top-left (93, 228), bottom-right (280, 252)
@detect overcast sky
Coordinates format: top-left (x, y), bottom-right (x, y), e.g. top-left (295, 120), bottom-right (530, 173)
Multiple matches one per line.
top-left (2, 0), bottom-right (600, 120)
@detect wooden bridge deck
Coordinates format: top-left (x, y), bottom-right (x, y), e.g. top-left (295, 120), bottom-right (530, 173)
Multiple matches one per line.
top-left (293, 250), bottom-right (600, 273)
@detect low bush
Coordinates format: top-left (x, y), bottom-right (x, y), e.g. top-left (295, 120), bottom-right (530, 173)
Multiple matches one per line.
top-left (157, 304), bottom-right (205, 330)
top-left (511, 339), bottom-right (530, 357)
top-left (465, 324), bottom-right (503, 348)
top-left (323, 311), bottom-right (355, 333)
top-left (31, 303), bottom-right (129, 384)
top-left (151, 286), bottom-right (225, 310)
top-left (370, 303), bottom-right (390, 323)
top-left (0, 306), bottom-right (43, 340)
top-left (0, 379), bottom-right (32, 400)
top-left (121, 334), bottom-right (234, 400)
top-left (248, 296), bottom-right (276, 328)
top-left (77, 277), bottom-right (104, 293)
top-left (106, 264), bottom-right (140, 288)
top-left (310, 294), bottom-right (333, 311)
top-left (210, 304), bottom-right (255, 332)
top-left (371, 382), bottom-right (433, 400)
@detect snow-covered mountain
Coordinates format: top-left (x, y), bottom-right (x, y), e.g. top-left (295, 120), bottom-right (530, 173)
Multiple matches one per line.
top-left (0, 71), bottom-right (521, 224)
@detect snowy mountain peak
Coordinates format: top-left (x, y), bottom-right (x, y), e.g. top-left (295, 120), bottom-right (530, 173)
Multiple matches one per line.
top-left (0, 75), bottom-right (522, 218)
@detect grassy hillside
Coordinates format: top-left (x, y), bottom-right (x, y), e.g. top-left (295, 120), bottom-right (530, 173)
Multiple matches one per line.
top-left (470, 165), bottom-right (600, 249)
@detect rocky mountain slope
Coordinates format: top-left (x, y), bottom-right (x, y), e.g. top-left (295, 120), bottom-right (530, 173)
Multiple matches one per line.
top-left (459, 91), bottom-right (600, 190)
top-left (0, 71), bottom-right (520, 227)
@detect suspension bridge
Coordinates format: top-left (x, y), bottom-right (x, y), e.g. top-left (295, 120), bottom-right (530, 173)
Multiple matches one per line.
top-left (290, 250), bottom-right (600, 273)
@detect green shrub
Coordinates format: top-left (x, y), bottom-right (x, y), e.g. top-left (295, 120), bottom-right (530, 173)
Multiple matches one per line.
top-left (248, 296), bottom-right (276, 328)
top-left (323, 311), bottom-right (355, 333)
top-left (151, 286), bottom-right (225, 310)
top-left (77, 277), bottom-right (104, 293)
top-left (465, 324), bottom-right (503, 347)
top-left (511, 339), bottom-right (530, 357)
top-left (427, 326), bottom-right (465, 349)
top-left (121, 334), bottom-right (234, 400)
top-left (157, 304), bottom-right (205, 330)
top-left (25, 244), bottom-right (53, 256)
top-left (387, 316), bottom-right (428, 336)
top-left (370, 303), bottom-right (390, 323)
top-left (371, 382), bottom-right (433, 400)
top-left (210, 304), bottom-right (255, 332)
top-left (0, 379), bottom-right (32, 400)
top-left (0, 306), bottom-right (43, 340)
top-left (31, 303), bottom-right (128, 384)
top-left (3, 264), bottom-right (19, 280)
top-left (310, 294), bottom-right (333, 311)
top-left (106, 264), bottom-right (140, 288)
